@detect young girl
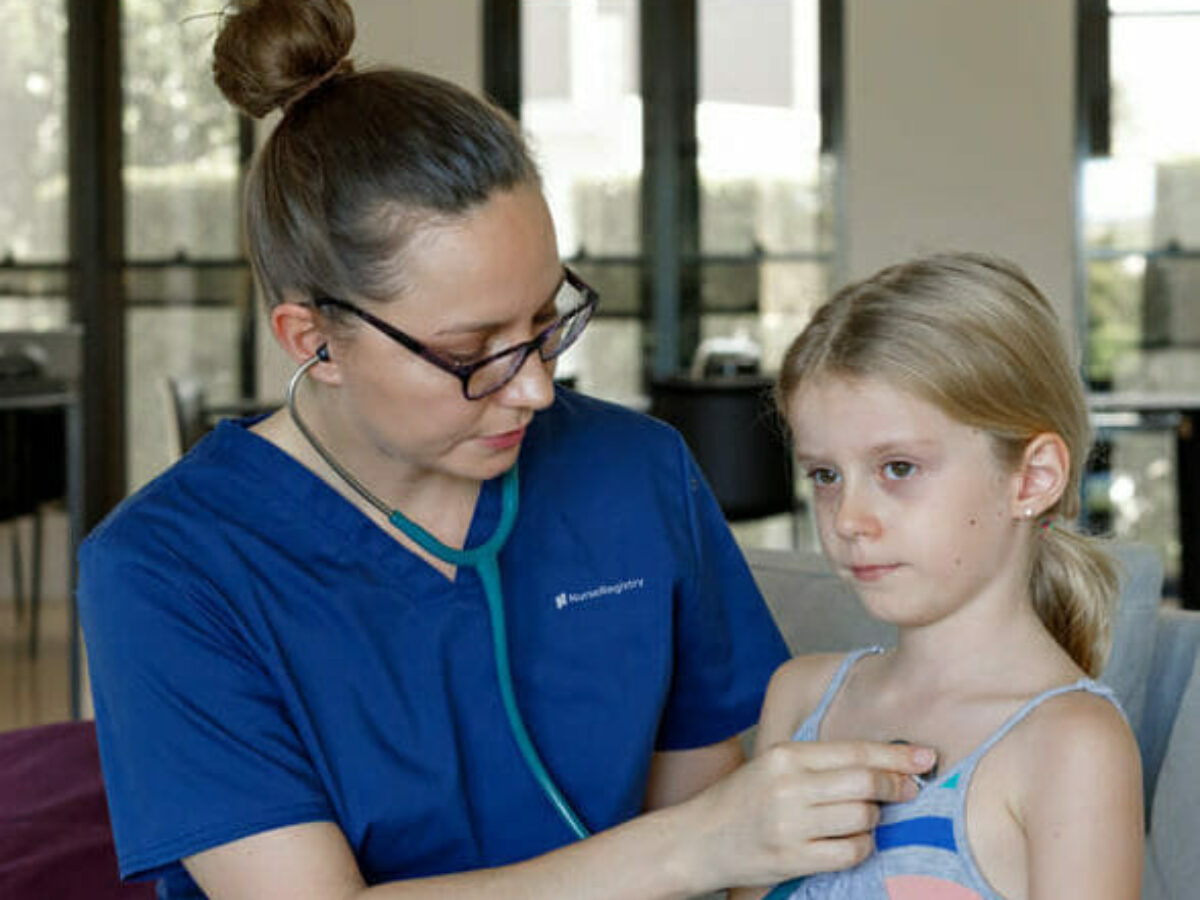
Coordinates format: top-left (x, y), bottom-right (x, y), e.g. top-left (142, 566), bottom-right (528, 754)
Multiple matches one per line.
top-left (736, 253), bottom-right (1144, 900)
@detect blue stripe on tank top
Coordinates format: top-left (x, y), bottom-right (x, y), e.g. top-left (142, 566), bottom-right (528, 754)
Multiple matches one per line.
top-left (874, 815), bottom-right (957, 852)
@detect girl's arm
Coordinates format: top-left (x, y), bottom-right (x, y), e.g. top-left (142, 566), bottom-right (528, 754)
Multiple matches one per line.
top-left (1021, 692), bottom-right (1144, 900)
top-left (752, 654), bottom-right (846, 756)
top-left (729, 654), bottom-right (886, 900)
top-left (184, 735), bottom-right (931, 900)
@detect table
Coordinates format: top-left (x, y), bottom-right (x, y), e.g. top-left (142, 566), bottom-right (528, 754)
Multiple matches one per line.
top-left (648, 374), bottom-right (796, 524)
top-left (0, 383), bottom-right (84, 715)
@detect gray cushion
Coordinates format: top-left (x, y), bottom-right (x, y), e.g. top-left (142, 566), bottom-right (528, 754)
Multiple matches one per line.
top-left (1102, 543), bottom-right (1164, 735)
top-left (1142, 654), bottom-right (1200, 900)
top-left (1139, 609), bottom-right (1200, 805)
top-left (745, 543), bottom-right (1161, 690)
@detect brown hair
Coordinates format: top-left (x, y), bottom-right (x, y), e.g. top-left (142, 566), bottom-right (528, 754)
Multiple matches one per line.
top-left (778, 252), bottom-right (1119, 676)
top-left (212, 0), bottom-right (539, 310)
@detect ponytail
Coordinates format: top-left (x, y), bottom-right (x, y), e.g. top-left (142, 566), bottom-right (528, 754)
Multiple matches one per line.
top-left (1030, 522), bottom-right (1121, 677)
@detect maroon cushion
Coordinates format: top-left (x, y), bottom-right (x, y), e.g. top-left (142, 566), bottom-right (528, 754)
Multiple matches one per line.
top-left (0, 720), bottom-right (154, 899)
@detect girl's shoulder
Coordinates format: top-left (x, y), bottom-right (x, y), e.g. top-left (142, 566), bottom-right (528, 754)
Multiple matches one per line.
top-left (769, 652), bottom-right (851, 699)
top-left (976, 681), bottom-right (1142, 836)
top-left (969, 682), bottom-right (1143, 896)
top-left (1005, 684), bottom-right (1140, 786)
top-left (978, 679), bottom-right (1136, 769)
top-left (754, 652), bottom-right (852, 751)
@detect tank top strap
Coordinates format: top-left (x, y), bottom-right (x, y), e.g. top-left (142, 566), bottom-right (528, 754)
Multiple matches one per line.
top-left (792, 647), bottom-right (885, 742)
top-left (956, 678), bottom-right (1122, 780)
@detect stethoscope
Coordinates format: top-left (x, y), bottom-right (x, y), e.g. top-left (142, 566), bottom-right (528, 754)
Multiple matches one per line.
top-left (288, 347), bottom-right (591, 841)
top-left (763, 878), bottom-right (802, 898)
top-left (289, 348), bottom-right (811, 895)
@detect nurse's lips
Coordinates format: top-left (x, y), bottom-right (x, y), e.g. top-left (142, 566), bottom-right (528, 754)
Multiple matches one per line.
top-left (480, 427), bottom-right (526, 450)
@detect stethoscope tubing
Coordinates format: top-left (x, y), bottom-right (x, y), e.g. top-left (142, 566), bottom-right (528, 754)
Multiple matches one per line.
top-left (762, 878), bottom-right (802, 898)
top-left (287, 351), bottom-right (590, 841)
top-left (288, 351), bottom-right (814, 888)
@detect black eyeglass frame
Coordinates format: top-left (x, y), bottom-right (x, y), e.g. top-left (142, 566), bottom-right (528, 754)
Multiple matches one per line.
top-left (314, 267), bottom-right (599, 400)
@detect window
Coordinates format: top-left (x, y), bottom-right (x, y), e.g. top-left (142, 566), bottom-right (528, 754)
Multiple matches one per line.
top-left (518, 0), bottom-right (833, 402)
top-left (521, 0), bottom-right (643, 404)
top-left (697, 0), bottom-right (833, 373)
top-left (1079, 0), bottom-right (1200, 595)
top-left (121, 0), bottom-right (250, 488)
top-left (1081, 0), bottom-right (1200, 390)
top-left (0, 1), bottom-right (69, 330)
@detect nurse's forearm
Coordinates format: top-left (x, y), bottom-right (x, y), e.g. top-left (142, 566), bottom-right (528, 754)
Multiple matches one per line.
top-left (187, 740), bottom-right (933, 900)
top-left (364, 805), bottom-right (709, 900)
top-left (367, 739), bottom-right (931, 899)
top-left (643, 737), bottom-right (746, 811)
top-left (186, 812), bottom-right (706, 900)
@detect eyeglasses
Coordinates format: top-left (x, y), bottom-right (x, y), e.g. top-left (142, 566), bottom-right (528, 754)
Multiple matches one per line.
top-left (315, 267), bottom-right (598, 400)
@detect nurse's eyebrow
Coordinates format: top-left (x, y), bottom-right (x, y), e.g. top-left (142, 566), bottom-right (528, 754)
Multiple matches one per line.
top-left (431, 301), bottom-right (559, 337)
top-left (431, 320), bottom-right (506, 337)
top-left (430, 275), bottom-right (566, 336)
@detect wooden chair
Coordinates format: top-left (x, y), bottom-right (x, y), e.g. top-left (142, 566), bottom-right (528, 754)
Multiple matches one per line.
top-left (161, 376), bottom-right (210, 461)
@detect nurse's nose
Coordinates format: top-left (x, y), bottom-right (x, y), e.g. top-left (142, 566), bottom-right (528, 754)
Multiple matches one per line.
top-left (833, 480), bottom-right (881, 541)
top-left (498, 351), bottom-right (556, 410)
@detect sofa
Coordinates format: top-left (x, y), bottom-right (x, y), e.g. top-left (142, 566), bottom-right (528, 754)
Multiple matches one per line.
top-left (743, 541), bottom-right (1200, 900)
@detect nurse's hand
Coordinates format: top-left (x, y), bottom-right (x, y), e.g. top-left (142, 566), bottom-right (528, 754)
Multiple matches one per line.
top-left (679, 739), bottom-right (933, 891)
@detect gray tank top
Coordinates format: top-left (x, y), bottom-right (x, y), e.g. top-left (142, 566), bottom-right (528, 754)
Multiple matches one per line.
top-left (779, 647), bottom-right (1122, 900)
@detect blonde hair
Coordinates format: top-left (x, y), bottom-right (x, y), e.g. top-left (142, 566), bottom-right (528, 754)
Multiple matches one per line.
top-left (778, 252), bottom-right (1118, 676)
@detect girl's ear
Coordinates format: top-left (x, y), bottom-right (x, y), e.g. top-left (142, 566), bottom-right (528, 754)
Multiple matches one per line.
top-left (270, 301), bottom-right (342, 385)
top-left (1011, 432), bottom-right (1070, 519)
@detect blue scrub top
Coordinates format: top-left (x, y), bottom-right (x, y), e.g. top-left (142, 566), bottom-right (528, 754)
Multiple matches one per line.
top-left (79, 388), bottom-right (789, 896)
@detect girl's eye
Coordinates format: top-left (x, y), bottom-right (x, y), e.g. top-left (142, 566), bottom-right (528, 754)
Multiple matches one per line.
top-left (882, 460), bottom-right (916, 480)
top-left (807, 467), bottom-right (840, 487)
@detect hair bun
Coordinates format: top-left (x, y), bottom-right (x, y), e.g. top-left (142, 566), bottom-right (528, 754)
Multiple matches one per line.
top-left (212, 0), bottom-right (356, 118)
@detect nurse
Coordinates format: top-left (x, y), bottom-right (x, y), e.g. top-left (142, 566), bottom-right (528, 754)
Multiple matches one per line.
top-left (77, 1), bottom-right (933, 897)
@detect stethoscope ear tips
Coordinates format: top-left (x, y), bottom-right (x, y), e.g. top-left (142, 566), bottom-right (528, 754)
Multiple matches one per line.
top-left (316, 343), bottom-right (330, 363)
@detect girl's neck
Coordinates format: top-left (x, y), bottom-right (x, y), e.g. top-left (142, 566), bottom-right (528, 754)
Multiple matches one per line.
top-left (884, 594), bottom-right (1081, 696)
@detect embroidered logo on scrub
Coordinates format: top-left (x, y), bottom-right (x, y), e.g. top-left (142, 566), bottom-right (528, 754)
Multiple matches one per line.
top-left (553, 578), bottom-right (645, 610)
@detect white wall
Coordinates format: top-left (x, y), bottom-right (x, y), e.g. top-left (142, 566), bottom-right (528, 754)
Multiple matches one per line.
top-left (350, 0), bottom-right (481, 89)
top-left (841, 0), bottom-right (1079, 338)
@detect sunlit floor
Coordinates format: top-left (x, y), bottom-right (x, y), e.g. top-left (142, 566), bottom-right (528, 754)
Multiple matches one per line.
top-left (0, 509), bottom-right (80, 733)
top-left (0, 598), bottom-right (75, 732)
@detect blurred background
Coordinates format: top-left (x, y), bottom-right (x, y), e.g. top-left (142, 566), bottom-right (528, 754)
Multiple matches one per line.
top-left (2, 0), bottom-right (1199, 727)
